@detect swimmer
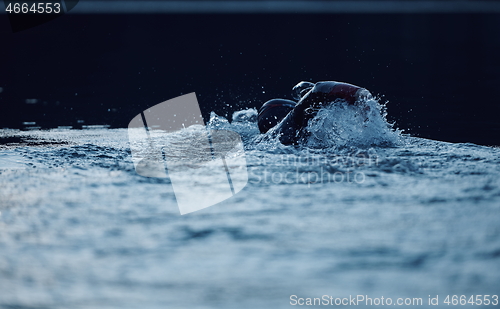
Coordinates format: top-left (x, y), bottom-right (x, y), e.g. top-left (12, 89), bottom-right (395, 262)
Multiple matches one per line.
top-left (257, 81), bottom-right (372, 145)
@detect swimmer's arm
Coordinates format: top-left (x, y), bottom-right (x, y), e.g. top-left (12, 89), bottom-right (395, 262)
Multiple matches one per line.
top-left (273, 81), bottom-right (372, 145)
top-left (312, 81), bottom-right (372, 105)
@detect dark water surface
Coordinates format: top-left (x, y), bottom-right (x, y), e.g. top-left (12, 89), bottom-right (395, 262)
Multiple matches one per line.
top-left (0, 104), bottom-right (499, 308)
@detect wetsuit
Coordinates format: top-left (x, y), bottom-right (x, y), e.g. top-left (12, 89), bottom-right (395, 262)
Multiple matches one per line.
top-left (258, 81), bottom-right (371, 145)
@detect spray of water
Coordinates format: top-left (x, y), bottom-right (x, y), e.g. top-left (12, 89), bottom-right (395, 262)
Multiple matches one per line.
top-left (208, 97), bottom-right (402, 152)
top-left (304, 97), bottom-right (402, 149)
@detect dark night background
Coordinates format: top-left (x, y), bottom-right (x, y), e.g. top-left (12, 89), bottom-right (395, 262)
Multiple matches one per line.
top-left (1, 5), bottom-right (499, 146)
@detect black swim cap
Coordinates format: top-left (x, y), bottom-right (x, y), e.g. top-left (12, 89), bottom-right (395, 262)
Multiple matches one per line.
top-left (257, 99), bottom-right (296, 133)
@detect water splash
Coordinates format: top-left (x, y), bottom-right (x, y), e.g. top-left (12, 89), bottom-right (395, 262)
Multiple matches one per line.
top-left (304, 98), bottom-right (402, 149)
top-left (209, 97), bottom-right (402, 151)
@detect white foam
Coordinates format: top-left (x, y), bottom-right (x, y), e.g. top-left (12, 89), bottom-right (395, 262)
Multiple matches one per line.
top-left (304, 98), bottom-right (402, 149)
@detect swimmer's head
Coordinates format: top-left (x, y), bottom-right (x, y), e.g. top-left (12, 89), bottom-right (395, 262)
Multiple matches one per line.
top-left (257, 99), bottom-right (296, 133)
top-left (292, 81), bottom-right (315, 100)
